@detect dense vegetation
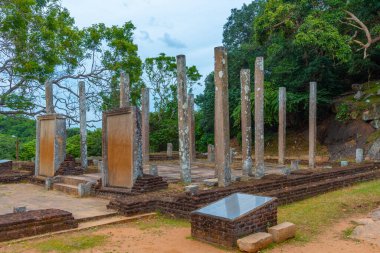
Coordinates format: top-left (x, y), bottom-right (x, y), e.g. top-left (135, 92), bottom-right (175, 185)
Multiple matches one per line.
top-left (1, 0), bottom-right (380, 159)
top-left (197, 0), bottom-right (380, 144)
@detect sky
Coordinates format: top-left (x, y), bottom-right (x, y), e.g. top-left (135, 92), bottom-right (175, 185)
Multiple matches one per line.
top-left (61, 0), bottom-right (251, 96)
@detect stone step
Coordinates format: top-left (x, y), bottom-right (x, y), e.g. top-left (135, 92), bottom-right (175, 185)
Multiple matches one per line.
top-left (56, 175), bottom-right (96, 186)
top-left (52, 183), bottom-right (78, 196)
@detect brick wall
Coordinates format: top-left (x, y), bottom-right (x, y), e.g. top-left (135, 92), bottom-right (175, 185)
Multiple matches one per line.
top-left (108, 164), bottom-right (380, 218)
top-left (0, 209), bottom-right (78, 242)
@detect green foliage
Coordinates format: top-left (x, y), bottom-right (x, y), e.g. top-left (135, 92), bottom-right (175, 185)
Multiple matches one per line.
top-left (66, 134), bottom-right (80, 158)
top-left (0, 115), bottom-right (35, 142)
top-left (336, 103), bottom-right (351, 122)
top-left (149, 113), bottom-right (179, 152)
top-left (0, 134), bottom-right (16, 159)
top-left (19, 139), bottom-right (36, 161)
top-left (66, 129), bottom-right (103, 158)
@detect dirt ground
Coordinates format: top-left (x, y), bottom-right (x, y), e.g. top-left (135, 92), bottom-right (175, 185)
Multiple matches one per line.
top-left (2, 214), bottom-right (379, 253)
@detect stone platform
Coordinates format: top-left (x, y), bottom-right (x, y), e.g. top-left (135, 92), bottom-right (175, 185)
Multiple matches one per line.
top-left (0, 183), bottom-right (115, 221)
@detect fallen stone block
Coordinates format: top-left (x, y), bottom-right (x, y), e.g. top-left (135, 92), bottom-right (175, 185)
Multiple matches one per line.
top-left (237, 232), bottom-right (273, 253)
top-left (351, 218), bottom-right (374, 225)
top-left (185, 184), bottom-right (199, 195)
top-left (268, 222), bottom-right (296, 243)
top-left (203, 178), bottom-right (218, 187)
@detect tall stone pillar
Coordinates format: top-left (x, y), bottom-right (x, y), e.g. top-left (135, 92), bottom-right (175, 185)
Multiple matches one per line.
top-left (176, 55), bottom-right (191, 184)
top-left (79, 81), bottom-right (88, 170)
top-left (214, 47), bottom-right (231, 187)
top-left (188, 93), bottom-right (196, 162)
top-left (141, 88), bottom-right (150, 164)
top-left (254, 57), bottom-right (265, 178)
top-left (45, 80), bottom-right (55, 114)
top-left (241, 69), bottom-right (253, 176)
top-left (120, 71), bottom-right (130, 108)
top-left (309, 82), bottom-right (317, 169)
top-left (278, 87), bottom-right (286, 165)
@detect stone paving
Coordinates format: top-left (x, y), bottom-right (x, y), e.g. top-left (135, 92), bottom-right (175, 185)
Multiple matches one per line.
top-left (351, 207), bottom-right (380, 246)
top-left (0, 183), bottom-right (115, 220)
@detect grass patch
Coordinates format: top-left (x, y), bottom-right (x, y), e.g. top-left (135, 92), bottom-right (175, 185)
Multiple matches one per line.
top-left (342, 226), bottom-right (355, 239)
top-left (135, 213), bottom-right (190, 230)
top-left (34, 234), bottom-right (108, 253)
top-left (277, 180), bottom-right (380, 243)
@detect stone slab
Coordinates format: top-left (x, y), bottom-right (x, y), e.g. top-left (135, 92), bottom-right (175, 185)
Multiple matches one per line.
top-left (237, 232), bottom-right (273, 253)
top-left (268, 222), bottom-right (296, 243)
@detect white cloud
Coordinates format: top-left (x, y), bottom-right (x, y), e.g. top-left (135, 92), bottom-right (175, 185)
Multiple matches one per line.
top-left (61, 0), bottom-right (251, 95)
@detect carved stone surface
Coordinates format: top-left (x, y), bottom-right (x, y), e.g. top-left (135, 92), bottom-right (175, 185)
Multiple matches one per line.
top-left (35, 114), bottom-right (66, 177)
top-left (102, 107), bottom-right (143, 188)
top-left (279, 87), bottom-right (287, 165)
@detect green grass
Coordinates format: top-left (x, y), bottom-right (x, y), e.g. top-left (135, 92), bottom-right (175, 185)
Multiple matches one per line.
top-left (34, 234), bottom-right (108, 253)
top-left (135, 213), bottom-right (190, 230)
top-left (342, 226), bottom-right (355, 239)
top-left (277, 180), bottom-right (380, 243)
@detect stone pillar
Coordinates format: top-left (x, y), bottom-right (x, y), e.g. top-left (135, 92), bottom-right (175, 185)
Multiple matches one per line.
top-left (240, 69), bottom-right (253, 176)
top-left (167, 143), bottom-right (173, 158)
top-left (254, 57), bottom-right (265, 178)
top-left (214, 47), bottom-right (231, 187)
top-left (45, 80), bottom-right (55, 114)
top-left (278, 87), bottom-right (286, 165)
top-left (79, 81), bottom-right (88, 170)
top-left (141, 88), bottom-right (150, 164)
top-left (120, 71), bottom-right (130, 108)
top-left (309, 82), bottom-right (317, 169)
top-left (356, 148), bottom-right (364, 163)
top-left (207, 144), bottom-right (215, 162)
top-left (188, 93), bottom-right (196, 162)
top-left (176, 55), bottom-right (191, 184)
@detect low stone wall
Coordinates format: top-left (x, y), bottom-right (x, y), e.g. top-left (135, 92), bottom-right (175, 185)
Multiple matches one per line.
top-left (0, 209), bottom-right (78, 242)
top-left (0, 161), bottom-right (12, 171)
top-left (12, 161), bottom-right (34, 172)
top-left (0, 170), bottom-right (32, 184)
top-left (191, 200), bottom-right (277, 248)
top-left (108, 163), bottom-right (380, 218)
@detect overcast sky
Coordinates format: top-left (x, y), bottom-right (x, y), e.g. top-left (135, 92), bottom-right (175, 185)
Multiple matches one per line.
top-left (61, 0), bottom-right (251, 96)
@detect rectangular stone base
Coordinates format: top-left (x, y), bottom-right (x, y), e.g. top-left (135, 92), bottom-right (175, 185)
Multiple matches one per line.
top-left (191, 199), bottom-right (277, 248)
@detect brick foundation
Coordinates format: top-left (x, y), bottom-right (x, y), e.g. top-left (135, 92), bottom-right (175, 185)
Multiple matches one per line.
top-left (0, 170), bottom-right (32, 184)
top-left (55, 155), bottom-right (84, 176)
top-left (0, 209), bottom-right (78, 242)
top-left (0, 161), bottom-right (12, 171)
top-left (191, 199), bottom-right (277, 248)
top-left (108, 164), bottom-right (380, 218)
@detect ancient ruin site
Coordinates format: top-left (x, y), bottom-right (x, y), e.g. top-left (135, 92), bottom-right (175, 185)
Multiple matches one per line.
top-left (0, 1), bottom-right (380, 253)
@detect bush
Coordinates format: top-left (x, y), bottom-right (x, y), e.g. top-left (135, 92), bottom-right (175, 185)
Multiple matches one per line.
top-left (19, 139), bottom-right (36, 161)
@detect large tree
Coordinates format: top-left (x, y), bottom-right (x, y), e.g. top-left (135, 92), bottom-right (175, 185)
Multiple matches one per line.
top-left (0, 0), bottom-right (142, 126)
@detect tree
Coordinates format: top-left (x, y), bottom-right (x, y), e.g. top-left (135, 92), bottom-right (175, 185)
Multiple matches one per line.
top-left (0, 0), bottom-right (142, 126)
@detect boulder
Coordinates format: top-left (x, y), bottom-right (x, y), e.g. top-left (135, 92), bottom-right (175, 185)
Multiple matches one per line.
top-left (185, 184), bottom-right (199, 195)
top-left (268, 222), bottom-right (296, 243)
top-left (354, 91), bottom-right (364, 100)
top-left (203, 178), bottom-right (218, 187)
top-left (367, 138), bottom-right (380, 160)
top-left (370, 119), bottom-right (380, 129)
top-left (237, 232), bottom-right (273, 253)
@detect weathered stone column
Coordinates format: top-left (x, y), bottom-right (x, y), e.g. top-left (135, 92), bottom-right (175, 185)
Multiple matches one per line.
top-left (254, 57), bottom-right (265, 178)
top-left (176, 55), bottom-right (191, 184)
top-left (214, 47), bottom-right (231, 187)
top-left (188, 93), bottom-right (196, 162)
top-left (167, 143), bottom-right (173, 158)
top-left (45, 80), bottom-right (55, 114)
top-left (79, 81), bottom-right (88, 170)
top-left (278, 87), bottom-right (286, 165)
top-left (207, 144), bottom-right (215, 162)
top-left (141, 88), bottom-right (150, 164)
top-left (309, 82), bottom-right (317, 169)
top-left (120, 71), bottom-right (130, 108)
top-left (356, 148), bottom-right (364, 163)
top-left (241, 69), bottom-right (253, 176)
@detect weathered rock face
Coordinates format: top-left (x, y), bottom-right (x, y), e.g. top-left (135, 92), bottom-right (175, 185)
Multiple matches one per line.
top-left (367, 138), bottom-right (380, 160)
top-left (351, 207), bottom-right (380, 247)
top-left (319, 117), bottom-right (375, 160)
